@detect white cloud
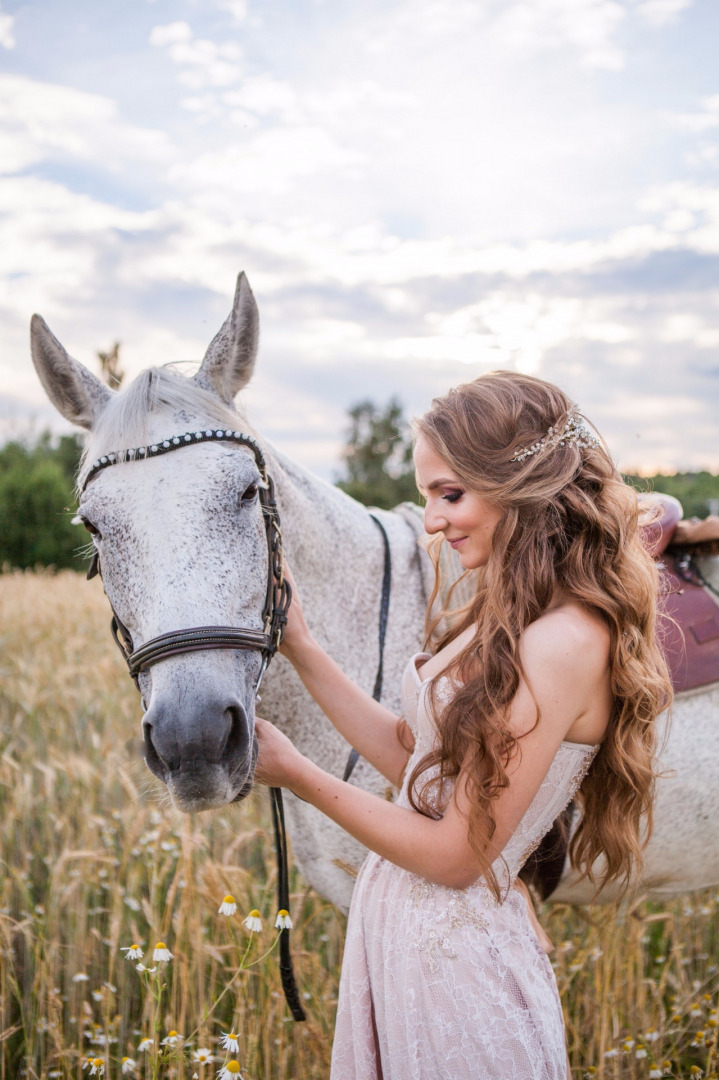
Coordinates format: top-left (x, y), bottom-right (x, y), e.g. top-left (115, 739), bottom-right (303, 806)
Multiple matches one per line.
top-left (669, 93), bottom-right (719, 133)
top-left (493, 0), bottom-right (627, 69)
top-left (1, 1), bottom-right (715, 477)
top-left (148, 21), bottom-right (192, 47)
top-left (214, 0), bottom-right (248, 26)
top-left (149, 21), bottom-right (242, 88)
top-left (0, 74), bottom-right (171, 176)
top-left (0, 5), bottom-right (14, 49)
top-left (634, 0), bottom-right (694, 28)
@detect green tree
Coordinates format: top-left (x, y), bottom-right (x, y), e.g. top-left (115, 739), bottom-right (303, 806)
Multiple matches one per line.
top-left (0, 434), bottom-right (84, 569)
top-left (336, 398), bottom-right (419, 509)
top-left (624, 471), bottom-right (719, 519)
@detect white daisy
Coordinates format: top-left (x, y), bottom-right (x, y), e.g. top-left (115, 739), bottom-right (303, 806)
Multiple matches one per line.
top-left (192, 1048), bottom-right (214, 1064)
top-left (217, 1062), bottom-right (243, 1079)
top-left (274, 909), bottom-right (293, 930)
top-left (72, 972), bottom-right (90, 983)
top-left (89, 1061), bottom-right (104, 1077)
top-left (242, 910), bottom-right (262, 933)
top-left (152, 942), bottom-right (173, 962)
top-left (135, 963), bottom-right (157, 974)
top-left (161, 1029), bottom-right (182, 1047)
top-left (121, 1059), bottom-right (136, 1075)
top-left (218, 895), bottom-right (238, 917)
top-left (121, 944), bottom-right (144, 960)
top-left (219, 1032), bottom-right (240, 1053)
top-left (137, 1038), bottom-right (153, 1052)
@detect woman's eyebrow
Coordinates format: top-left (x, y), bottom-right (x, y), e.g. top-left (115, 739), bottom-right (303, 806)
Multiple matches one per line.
top-left (425, 477), bottom-right (460, 490)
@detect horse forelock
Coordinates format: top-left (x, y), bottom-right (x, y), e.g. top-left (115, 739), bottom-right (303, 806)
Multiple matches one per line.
top-left (77, 366), bottom-right (257, 492)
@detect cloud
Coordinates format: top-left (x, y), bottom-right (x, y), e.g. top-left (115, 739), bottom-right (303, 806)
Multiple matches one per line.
top-left (0, 5), bottom-right (14, 49)
top-left (214, 0), bottom-right (248, 26)
top-left (634, 0), bottom-right (694, 28)
top-left (669, 93), bottom-right (719, 133)
top-left (149, 21), bottom-right (242, 88)
top-left (0, 74), bottom-right (171, 177)
top-left (492, 0), bottom-right (627, 70)
top-left (2, 0), bottom-right (714, 479)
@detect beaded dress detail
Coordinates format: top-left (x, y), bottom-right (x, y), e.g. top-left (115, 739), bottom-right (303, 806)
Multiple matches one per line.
top-left (331, 654), bottom-right (599, 1080)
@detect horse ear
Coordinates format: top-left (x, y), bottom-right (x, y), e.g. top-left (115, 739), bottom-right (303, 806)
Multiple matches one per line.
top-left (193, 272), bottom-right (259, 403)
top-left (30, 314), bottom-right (113, 429)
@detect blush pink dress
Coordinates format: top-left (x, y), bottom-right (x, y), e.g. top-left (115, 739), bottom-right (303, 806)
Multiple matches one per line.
top-left (331, 653), bottom-right (599, 1080)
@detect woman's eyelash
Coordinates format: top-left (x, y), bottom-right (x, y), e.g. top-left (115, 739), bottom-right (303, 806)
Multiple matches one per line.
top-left (442, 490), bottom-right (463, 503)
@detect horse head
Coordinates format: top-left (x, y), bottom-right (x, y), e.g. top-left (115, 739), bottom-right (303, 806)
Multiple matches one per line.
top-left (30, 273), bottom-right (274, 812)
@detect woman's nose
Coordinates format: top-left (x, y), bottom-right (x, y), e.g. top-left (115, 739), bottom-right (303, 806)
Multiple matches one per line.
top-left (424, 501), bottom-right (448, 535)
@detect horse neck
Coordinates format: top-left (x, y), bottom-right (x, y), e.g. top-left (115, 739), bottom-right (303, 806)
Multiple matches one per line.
top-left (263, 445), bottom-right (383, 650)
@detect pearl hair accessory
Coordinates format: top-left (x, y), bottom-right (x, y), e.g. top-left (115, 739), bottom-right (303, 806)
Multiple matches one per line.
top-left (510, 407), bottom-right (600, 464)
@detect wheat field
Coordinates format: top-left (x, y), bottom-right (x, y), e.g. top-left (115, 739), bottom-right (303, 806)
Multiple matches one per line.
top-left (0, 570), bottom-right (717, 1079)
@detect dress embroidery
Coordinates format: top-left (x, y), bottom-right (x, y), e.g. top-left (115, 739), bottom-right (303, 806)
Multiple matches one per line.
top-left (409, 876), bottom-right (493, 971)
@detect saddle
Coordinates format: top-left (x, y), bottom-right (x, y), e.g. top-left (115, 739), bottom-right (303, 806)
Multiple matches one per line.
top-left (644, 495), bottom-right (719, 694)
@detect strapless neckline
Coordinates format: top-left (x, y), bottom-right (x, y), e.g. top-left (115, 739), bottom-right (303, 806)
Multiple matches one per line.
top-left (409, 651), bottom-right (600, 752)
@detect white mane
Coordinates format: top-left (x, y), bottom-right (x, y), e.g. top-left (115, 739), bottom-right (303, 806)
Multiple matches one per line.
top-left (78, 366), bottom-right (256, 492)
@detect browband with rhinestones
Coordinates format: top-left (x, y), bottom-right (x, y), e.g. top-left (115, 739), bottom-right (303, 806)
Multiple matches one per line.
top-left (510, 408), bottom-right (600, 464)
top-left (83, 428), bottom-right (266, 488)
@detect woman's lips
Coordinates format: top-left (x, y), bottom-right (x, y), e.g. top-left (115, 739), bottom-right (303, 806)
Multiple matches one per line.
top-left (447, 536), bottom-right (467, 549)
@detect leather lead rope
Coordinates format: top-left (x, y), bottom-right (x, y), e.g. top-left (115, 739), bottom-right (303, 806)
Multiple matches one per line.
top-left (343, 513), bottom-right (392, 783)
top-left (270, 787), bottom-right (306, 1021)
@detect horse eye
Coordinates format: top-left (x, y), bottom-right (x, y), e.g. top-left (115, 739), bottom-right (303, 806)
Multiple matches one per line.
top-left (82, 518), bottom-right (102, 538)
top-left (239, 484), bottom-right (259, 507)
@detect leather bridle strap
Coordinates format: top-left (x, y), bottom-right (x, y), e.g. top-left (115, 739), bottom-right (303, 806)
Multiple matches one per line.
top-left (129, 626), bottom-right (271, 676)
top-left (342, 512), bottom-right (392, 784)
top-left (270, 787), bottom-right (306, 1020)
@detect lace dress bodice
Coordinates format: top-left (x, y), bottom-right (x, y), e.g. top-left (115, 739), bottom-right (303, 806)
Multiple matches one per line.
top-left (400, 653), bottom-right (599, 892)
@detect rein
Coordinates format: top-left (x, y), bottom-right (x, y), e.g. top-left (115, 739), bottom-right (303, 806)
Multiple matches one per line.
top-left (80, 427), bottom-right (305, 1020)
top-left (343, 513), bottom-right (392, 783)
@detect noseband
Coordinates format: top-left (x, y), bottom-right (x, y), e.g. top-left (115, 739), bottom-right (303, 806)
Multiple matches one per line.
top-left (80, 426), bottom-right (305, 1021)
top-left (82, 428), bottom-right (291, 693)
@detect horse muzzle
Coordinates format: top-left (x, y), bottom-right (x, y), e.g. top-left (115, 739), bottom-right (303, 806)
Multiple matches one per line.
top-left (142, 694), bottom-right (257, 811)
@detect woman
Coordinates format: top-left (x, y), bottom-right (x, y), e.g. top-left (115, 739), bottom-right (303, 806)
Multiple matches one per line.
top-left (255, 371), bottom-right (672, 1079)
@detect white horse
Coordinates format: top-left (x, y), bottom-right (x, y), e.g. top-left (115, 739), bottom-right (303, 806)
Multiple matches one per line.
top-left (31, 273), bottom-right (719, 910)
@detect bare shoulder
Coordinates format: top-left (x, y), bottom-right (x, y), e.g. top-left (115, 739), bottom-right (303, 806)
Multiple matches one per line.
top-left (520, 602), bottom-right (611, 678)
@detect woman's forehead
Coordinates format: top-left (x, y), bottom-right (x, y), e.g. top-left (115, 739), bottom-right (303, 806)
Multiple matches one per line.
top-left (413, 435), bottom-right (460, 485)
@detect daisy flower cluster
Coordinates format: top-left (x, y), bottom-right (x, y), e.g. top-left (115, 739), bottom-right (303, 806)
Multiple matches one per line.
top-left (217, 894), bottom-right (294, 933)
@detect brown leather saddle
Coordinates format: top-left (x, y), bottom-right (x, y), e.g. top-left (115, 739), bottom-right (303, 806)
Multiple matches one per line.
top-left (521, 495), bottom-right (719, 900)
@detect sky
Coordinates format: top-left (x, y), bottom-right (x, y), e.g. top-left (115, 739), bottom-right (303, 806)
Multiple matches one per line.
top-left (1, 0), bottom-right (718, 480)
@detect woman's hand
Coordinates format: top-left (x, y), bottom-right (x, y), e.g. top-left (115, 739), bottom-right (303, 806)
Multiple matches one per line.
top-left (279, 560), bottom-right (313, 663)
top-left (253, 716), bottom-right (306, 790)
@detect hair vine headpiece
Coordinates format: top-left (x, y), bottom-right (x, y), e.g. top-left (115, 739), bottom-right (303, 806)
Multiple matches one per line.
top-left (510, 405), bottom-right (600, 464)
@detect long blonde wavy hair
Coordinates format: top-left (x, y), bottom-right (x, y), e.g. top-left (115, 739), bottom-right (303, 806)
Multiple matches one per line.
top-left (410, 371), bottom-right (672, 901)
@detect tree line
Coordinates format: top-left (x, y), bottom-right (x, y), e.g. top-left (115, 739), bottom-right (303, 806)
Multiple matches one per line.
top-left (1, 397), bottom-right (717, 571)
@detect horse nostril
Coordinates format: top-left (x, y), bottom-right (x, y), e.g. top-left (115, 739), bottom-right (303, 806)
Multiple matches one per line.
top-left (218, 703), bottom-right (250, 765)
top-left (142, 716), bottom-right (177, 776)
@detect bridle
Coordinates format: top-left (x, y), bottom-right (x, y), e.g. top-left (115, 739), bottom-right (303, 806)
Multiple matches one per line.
top-left (82, 428), bottom-right (291, 695)
top-left (80, 426), bottom-right (305, 1021)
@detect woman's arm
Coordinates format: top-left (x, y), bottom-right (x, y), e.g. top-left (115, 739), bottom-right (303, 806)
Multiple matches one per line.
top-left (258, 610), bottom-right (610, 889)
top-left (279, 566), bottom-right (413, 789)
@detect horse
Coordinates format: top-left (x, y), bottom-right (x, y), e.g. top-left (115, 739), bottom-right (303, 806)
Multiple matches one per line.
top-left (30, 272), bottom-right (719, 910)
